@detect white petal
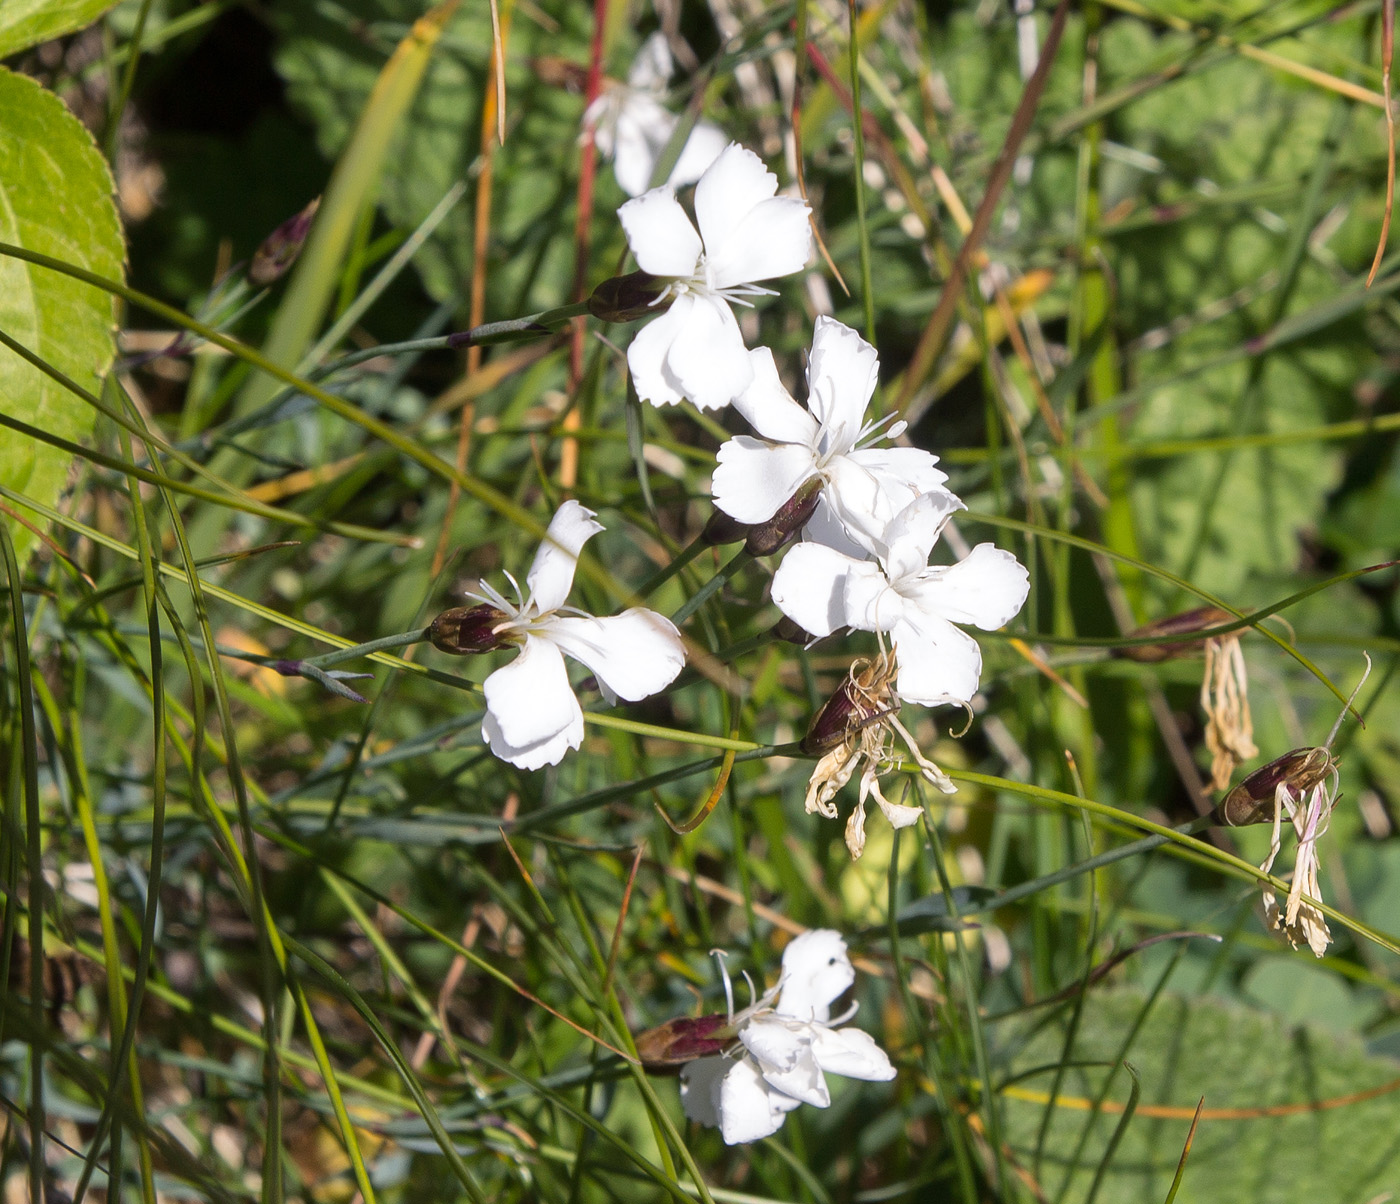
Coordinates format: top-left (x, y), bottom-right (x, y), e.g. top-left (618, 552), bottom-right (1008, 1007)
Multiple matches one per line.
top-left (662, 294), bottom-right (753, 411)
top-left (668, 120), bottom-right (728, 189)
top-left (706, 196), bottom-right (813, 289)
top-left (806, 317), bottom-right (878, 448)
top-left (544, 609), bottom-right (685, 702)
top-left (692, 143), bottom-right (781, 255)
top-left (841, 560), bottom-right (901, 634)
top-left (803, 495), bottom-right (878, 560)
top-left (618, 188), bottom-right (702, 277)
top-left (627, 293), bottom-right (693, 407)
top-left (610, 102), bottom-right (675, 198)
top-left (845, 446), bottom-right (949, 500)
top-left (679, 1056), bottom-right (727, 1128)
top-left (771, 542), bottom-right (866, 637)
top-left (890, 615), bottom-right (983, 706)
top-left (525, 500), bottom-right (603, 615)
top-left (717, 1056), bottom-right (801, 1145)
top-left (628, 32), bottom-right (673, 91)
top-left (811, 1026), bottom-right (896, 1082)
top-left (743, 1022), bottom-right (830, 1107)
top-left (482, 637), bottom-right (584, 769)
top-left (775, 929), bottom-right (854, 1021)
top-left (731, 347), bottom-right (818, 445)
top-left (881, 491), bottom-right (965, 584)
top-left (909, 543), bottom-right (1030, 631)
top-left (713, 437), bottom-right (817, 524)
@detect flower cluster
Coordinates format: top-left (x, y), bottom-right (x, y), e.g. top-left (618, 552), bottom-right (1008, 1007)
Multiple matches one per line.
top-left (676, 930), bottom-right (895, 1145)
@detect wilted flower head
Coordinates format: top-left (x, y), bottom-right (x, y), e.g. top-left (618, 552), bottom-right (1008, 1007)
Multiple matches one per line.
top-left (678, 930), bottom-right (895, 1145)
top-left (444, 501), bottom-right (685, 769)
top-left (772, 492), bottom-right (1030, 708)
top-left (712, 317), bottom-right (953, 557)
top-left (1201, 630), bottom-right (1257, 792)
top-left (1227, 655), bottom-right (1371, 958)
top-left (802, 652), bottom-right (954, 859)
top-left (620, 143), bottom-right (812, 410)
top-left (585, 32), bottom-right (727, 198)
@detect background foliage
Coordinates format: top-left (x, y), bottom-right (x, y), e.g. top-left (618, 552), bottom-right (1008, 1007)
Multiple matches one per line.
top-left (3, 0), bottom-right (1400, 1201)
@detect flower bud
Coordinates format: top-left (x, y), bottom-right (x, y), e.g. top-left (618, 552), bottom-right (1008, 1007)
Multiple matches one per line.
top-left (744, 477), bottom-right (822, 557)
top-left (772, 615), bottom-right (815, 645)
top-left (588, 271), bottom-right (672, 323)
top-left (428, 604), bottom-right (510, 656)
top-left (1214, 745), bottom-right (1336, 827)
top-left (635, 1013), bottom-right (733, 1070)
top-left (249, 197), bottom-right (320, 286)
top-left (701, 509), bottom-right (750, 546)
top-left (802, 678), bottom-right (867, 756)
top-left (1112, 606), bottom-right (1233, 663)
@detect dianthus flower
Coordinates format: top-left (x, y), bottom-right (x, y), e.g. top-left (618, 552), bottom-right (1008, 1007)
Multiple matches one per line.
top-left (434, 501), bottom-right (685, 769)
top-left (712, 316), bottom-right (953, 555)
top-left (619, 143), bottom-right (811, 410)
top-left (585, 32), bottom-right (727, 198)
top-left (772, 492), bottom-right (1029, 707)
top-left (679, 930), bottom-right (895, 1145)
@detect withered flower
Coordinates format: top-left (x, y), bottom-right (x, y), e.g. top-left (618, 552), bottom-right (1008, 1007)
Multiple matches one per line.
top-left (1216, 655), bottom-right (1370, 958)
top-left (802, 653), bottom-right (955, 860)
top-left (1117, 606), bottom-right (1254, 791)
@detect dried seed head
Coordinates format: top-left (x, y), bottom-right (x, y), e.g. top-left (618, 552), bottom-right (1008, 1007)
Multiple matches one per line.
top-left (249, 197), bottom-right (321, 286)
top-left (801, 656), bottom-right (896, 756)
top-left (428, 604), bottom-right (511, 656)
top-left (588, 271), bottom-right (673, 323)
top-left (744, 477), bottom-right (823, 556)
top-left (634, 1013), bottom-right (733, 1071)
top-left (1215, 746), bottom-right (1335, 827)
top-left (1113, 606), bottom-right (1234, 663)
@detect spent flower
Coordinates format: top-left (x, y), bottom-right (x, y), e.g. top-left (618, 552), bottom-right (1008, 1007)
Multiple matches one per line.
top-left (678, 930), bottom-right (895, 1144)
top-left (439, 501), bottom-right (685, 769)
top-left (619, 143), bottom-right (812, 410)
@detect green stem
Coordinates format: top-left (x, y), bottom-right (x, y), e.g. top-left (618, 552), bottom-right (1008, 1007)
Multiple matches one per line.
top-left (306, 629), bottom-right (429, 669)
top-left (847, 0), bottom-right (877, 343)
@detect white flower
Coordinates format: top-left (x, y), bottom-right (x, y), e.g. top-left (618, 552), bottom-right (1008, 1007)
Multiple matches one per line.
top-left (772, 492), bottom-right (1030, 707)
top-left (585, 32), bottom-right (728, 198)
top-left (712, 316), bottom-right (953, 555)
top-left (679, 930), bottom-right (896, 1145)
top-left (471, 501), bottom-right (686, 769)
top-left (619, 143), bottom-right (812, 410)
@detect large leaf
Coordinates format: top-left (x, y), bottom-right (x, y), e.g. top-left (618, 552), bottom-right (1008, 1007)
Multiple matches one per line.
top-left (0, 0), bottom-right (121, 59)
top-left (1002, 988), bottom-right (1400, 1202)
top-left (0, 67), bottom-right (123, 567)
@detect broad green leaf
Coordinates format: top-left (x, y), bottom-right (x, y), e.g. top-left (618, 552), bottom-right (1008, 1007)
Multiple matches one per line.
top-left (0, 67), bottom-right (123, 567)
top-left (1003, 989), bottom-right (1400, 1202)
top-left (0, 0), bottom-right (122, 58)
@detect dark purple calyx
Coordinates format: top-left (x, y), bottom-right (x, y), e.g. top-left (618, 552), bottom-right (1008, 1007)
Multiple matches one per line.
top-left (428, 604), bottom-right (510, 656)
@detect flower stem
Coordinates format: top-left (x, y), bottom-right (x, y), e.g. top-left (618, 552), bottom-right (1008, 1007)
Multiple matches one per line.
top-left (637, 536), bottom-right (708, 598)
top-left (453, 300), bottom-right (593, 346)
top-left (670, 550), bottom-right (751, 625)
top-left (307, 629), bottom-right (429, 669)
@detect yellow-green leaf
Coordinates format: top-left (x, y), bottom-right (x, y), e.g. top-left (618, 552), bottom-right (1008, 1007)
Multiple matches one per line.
top-left (0, 67), bottom-right (124, 567)
top-left (0, 0), bottom-right (121, 59)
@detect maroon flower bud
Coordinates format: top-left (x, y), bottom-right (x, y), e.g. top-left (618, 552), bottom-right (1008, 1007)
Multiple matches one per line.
top-left (1112, 605), bottom-right (1234, 663)
top-left (588, 271), bottom-right (673, 323)
top-left (249, 197), bottom-right (321, 286)
top-left (634, 1013), bottom-right (733, 1071)
top-left (701, 509), bottom-right (750, 547)
top-left (1214, 745), bottom-right (1336, 827)
top-left (772, 615), bottom-right (815, 645)
top-left (744, 477), bottom-right (822, 557)
top-left (428, 604), bottom-right (510, 656)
